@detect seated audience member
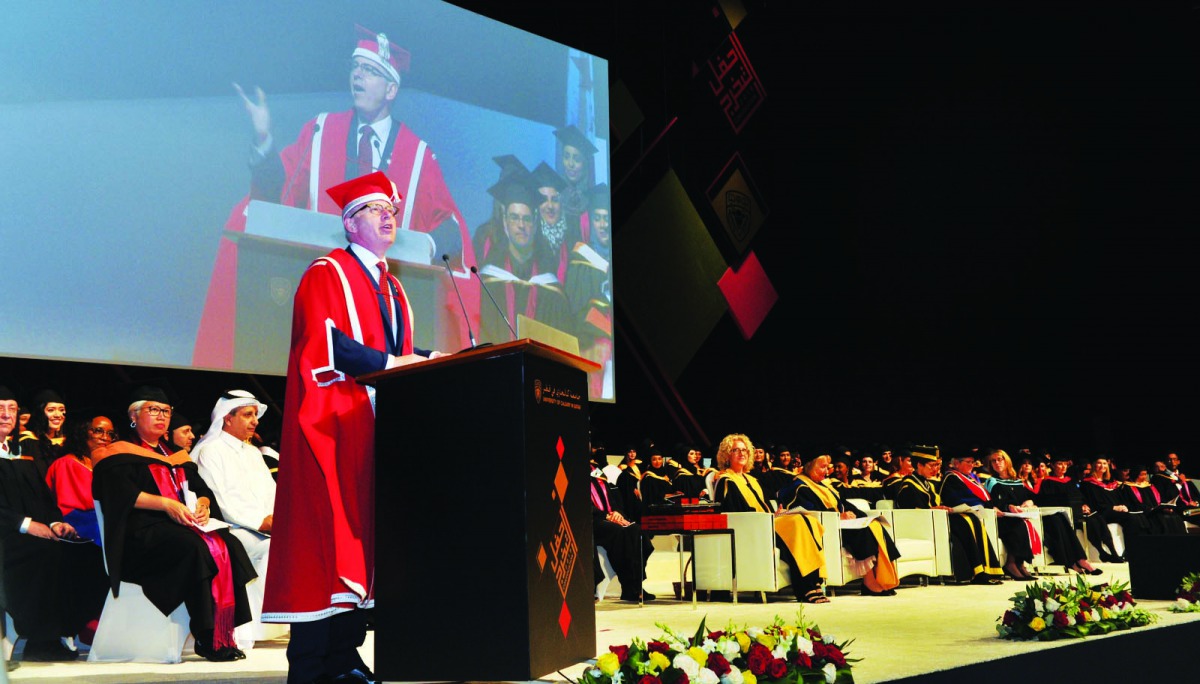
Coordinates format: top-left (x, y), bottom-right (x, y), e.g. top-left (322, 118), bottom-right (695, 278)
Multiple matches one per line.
top-left (169, 412), bottom-right (197, 453)
top-left (828, 455), bottom-right (854, 494)
top-left (589, 468), bottom-right (654, 602)
top-left (91, 385), bottom-right (257, 662)
top-left (984, 449), bottom-right (1100, 576)
top-left (21, 389), bottom-right (69, 472)
top-left (875, 446), bottom-right (894, 477)
top-left (1151, 452), bottom-right (1200, 510)
top-left (712, 433), bottom-right (827, 603)
top-left (0, 385), bottom-right (81, 661)
top-left (638, 445), bottom-right (683, 507)
top-left (1032, 453), bottom-right (1123, 562)
top-left (882, 450), bottom-right (914, 501)
top-left (614, 443), bottom-right (644, 522)
top-left (193, 390), bottom-right (279, 649)
top-left (778, 454), bottom-right (900, 597)
top-left (750, 445), bottom-right (771, 477)
top-left (758, 445), bottom-right (799, 505)
top-left (1079, 455), bottom-right (1154, 548)
top-left (940, 451), bottom-right (1029, 581)
top-left (1124, 463), bottom-right (1186, 535)
top-left (669, 442), bottom-right (710, 499)
top-left (893, 448), bottom-right (1003, 585)
top-left (44, 414), bottom-right (116, 645)
top-left (847, 452), bottom-right (887, 505)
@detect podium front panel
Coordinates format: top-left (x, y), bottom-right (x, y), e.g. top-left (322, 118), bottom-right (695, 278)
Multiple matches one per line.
top-left (374, 344), bottom-right (595, 681)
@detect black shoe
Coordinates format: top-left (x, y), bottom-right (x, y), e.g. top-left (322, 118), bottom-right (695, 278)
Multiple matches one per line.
top-left (860, 585), bottom-right (895, 597)
top-left (232, 647), bottom-right (247, 660)
top-left (642, 590), bottom-right (657, 601)
top-left (971, 574), bottom-right (1003, 585)
top-left (193, 638), bottom-right (240, 662)
top-left (21, 639), bottom-right (78, 662)
top-left (1098, 551), bottom-right (1126, 563)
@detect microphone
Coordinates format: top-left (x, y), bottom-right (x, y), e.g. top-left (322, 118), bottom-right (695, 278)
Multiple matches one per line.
top-left (443, 254), bottom-right (480, 351)
top-left (471, 265), bottom-right (517, 341)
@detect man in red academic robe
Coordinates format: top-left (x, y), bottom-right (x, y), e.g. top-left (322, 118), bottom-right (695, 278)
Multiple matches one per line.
top-left (263, 171), bottom-right (445, 684)
top-left (194, 24), bottom-right (477, 370)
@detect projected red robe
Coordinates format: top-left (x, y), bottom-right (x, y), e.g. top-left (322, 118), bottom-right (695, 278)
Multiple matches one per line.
top-left (263, 247), bottom-right (413, 623)
top-left (194, 110), bottom-right (476, 369)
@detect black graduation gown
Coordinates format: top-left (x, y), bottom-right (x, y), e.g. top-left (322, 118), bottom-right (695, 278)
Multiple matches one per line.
top-left (1031, 476), bottom-right (1118, 558)
top-left (1079, 478), bottom-right (1154, 538)
top-left (91, 448), bottom-right (255, 633)
top-left (0, 456), bottom-right (66, 640)
top-left (989, 479), bottom-right (1087, 567)
top-left (589, 477), bottom-right (651, 592)
top-left (777, 478), bottom-right (900, 563)
top-left (894, 474), bottom-right (1001, 581)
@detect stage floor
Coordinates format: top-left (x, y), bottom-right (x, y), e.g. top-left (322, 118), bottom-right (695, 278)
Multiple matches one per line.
top-left (9, 559), bottom-right (1200, 683)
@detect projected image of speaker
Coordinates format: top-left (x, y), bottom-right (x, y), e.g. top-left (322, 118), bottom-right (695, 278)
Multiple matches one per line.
top-left (1126, 534), bottom-right (1200, 599)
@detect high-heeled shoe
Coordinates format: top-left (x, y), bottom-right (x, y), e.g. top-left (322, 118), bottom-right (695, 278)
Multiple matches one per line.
top-left (1069, 563), bottom-right (1103, 576)
top-left (1003, 563), bottom-right (1035, 581)
top-left (861, 584), bottom-right (897, 597)
top-left (1098, 551), bottom-right (1126, 563)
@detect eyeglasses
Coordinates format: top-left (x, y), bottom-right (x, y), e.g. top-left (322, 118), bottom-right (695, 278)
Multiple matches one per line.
top-left (88, 427), bottom-right (119, 440)
top-left (355, 202), bottom-right (398, 219)
top-left (505, 212), bottom-right (535, 225)
top-left (141, 405), bottom-right (173, 417)
top-left (349, 59), bottom-right (389, 80)
top-left (730, 448), bottom-right (749, 455)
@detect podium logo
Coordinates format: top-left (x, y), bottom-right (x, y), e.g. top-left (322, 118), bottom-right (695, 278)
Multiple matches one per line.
top-left (269, 277), bottom-right (293, 306)
top-left (534, 379), bottom-right (543, 403)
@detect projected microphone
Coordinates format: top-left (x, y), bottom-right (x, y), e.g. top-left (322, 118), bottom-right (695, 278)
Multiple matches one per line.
top-left (443, 254), bottom-right (481, 350)
top-left (471, 265), bottom-right (517, 342)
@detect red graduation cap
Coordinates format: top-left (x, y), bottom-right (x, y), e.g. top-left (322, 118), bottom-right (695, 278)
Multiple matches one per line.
top-left (353, 24), bottom-right (411, 82)
top-left (326, 170), bottom-right (400, 219)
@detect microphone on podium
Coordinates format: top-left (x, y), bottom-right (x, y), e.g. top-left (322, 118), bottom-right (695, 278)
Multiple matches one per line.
top-left (442, 254), bottom-right (486, 351)
top-left (471, 265), bottom-right (517, 341)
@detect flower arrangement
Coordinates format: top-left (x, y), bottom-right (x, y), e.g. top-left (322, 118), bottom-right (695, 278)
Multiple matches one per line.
top-left (1168, 571), bottom-right (1200, 613)
top-left (576, 614), bottom-right (856, 684)
top-left (996, 574), bottom-right (1157, 640)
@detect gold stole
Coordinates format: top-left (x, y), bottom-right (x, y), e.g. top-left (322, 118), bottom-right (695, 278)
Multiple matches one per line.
top-left (798, 475), bottom-right (899, 588)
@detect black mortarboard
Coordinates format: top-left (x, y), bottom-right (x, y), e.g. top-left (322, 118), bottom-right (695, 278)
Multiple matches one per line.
top-left (589, 182), bottom-right (610, 212)
top-left (529, 161), bottom-right (566, 191)
top-left (492, 180), bottom-right (539, 212)
top-left (908, 445), bottom-right (940, 463)
top-left (169, 411), bottom-right (193, 432)
top-left (32, 388), bottom-right (64, 407)
top-left (0, 385), bottom-right (15, 402)
top-left (554, 124), bottom-right (598, 155)
top-left (130, 385), bottom-right (170, 405)
top-left (492, 154), bottom-right (529, 181)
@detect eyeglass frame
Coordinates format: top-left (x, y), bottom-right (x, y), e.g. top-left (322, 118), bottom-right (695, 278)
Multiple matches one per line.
top-left (88, 427), bottom-right (120, 440)
top-left (140, 405), bottom-right (173, 417)
top-left (349, 59), bottom-right (391, 81)
top-left (354, 202), bottom-right (399, 219)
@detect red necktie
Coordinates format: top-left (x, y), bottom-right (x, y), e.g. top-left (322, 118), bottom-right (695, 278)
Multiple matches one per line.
top-left (378, 261), bottom-right (394, 332)
top-left (357, 125), bottom-right (375, 176)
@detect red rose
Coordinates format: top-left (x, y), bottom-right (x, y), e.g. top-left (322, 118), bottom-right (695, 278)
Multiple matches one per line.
top-left (639, 677), bottom-right (662, 684)
top-left (1120, 591), bottom-right (1134, 604)
top-left (1002, 610), bottom-right (1018, 626)
top-left (792, 651), bottom-right (812, 669)
top-left (1053, 611), bottom-right (1070, 628)
top-left (768, 658), bottom-right (788, 678)
top-left (648, 641), bottom-right (671, 654)
top-left (707, 653), bottom-right (731, 676)
top-left (708, 630), bottom-right (726, 640)
top-left (610, 645), bottom-right (630, 663)
top-left (747, 644), bottom-right (771, 675)
top-left (824, 646), bottom-right (846, 667)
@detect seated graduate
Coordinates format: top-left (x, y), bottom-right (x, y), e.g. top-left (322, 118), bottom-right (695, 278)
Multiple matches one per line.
top-left (777, 454), bottom-right (901, 597)
top-left (758, 444), bottom-right (800, 505)
top-left (43, 413), bottom-right (115, 647)
top-left (712, 433), bottom-right (828, 604)
top-left (669, 442), bottom-right (710, 499)
top-left (881, 449), bottom-right (915, 501)
top-left (91, 385), bottom-right (257, 662)
top-left (939, 451), bottom-right (1026, 581)
top-left (1079, 455), bottom-right (1154, 547)
top-left (1124, 463), bottom-right (1187, 534)
top-left (983, 449), bottom-right (1100, 576)
top-left (1031, 452), bottom-right (1123, 563)
top-left (613, 442), bottom-right (645, 522)
top-left (638, 444), bottom-right (684, 507)
top-left (847, 452), bottom-right (887, 505)
top-left (588, 465), bottom-right (654, 602)
top-left (19, 388), bottom-right (70, 474)
top-left (892, 448), bottom-right (1003, 585)
top-left (0, 385), bottom-right (82, 661)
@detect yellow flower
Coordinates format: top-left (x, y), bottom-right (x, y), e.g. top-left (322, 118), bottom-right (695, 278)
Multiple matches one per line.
top-left (598, 652), bottom-right (620, 676)
top-left (781, 625), bottom-right (796, 639)
top-left (1100, 607), bottom-right (1112, 620)
top-left (756, 633), bottom-right (777, 650)
top-left (649, 652), bottom-right (670, 673)
top-left (743, 673), bottom-right (757, 684)
top-left (1029, 616), bottom-right (1046, 632)
top-left (687, 646), bottom-right (709, 668)
top-left (736, 632), bottom-right (751, 653)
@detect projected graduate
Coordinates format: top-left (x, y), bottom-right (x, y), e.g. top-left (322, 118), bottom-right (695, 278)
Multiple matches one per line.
top-left (477, 181), bottom-right (570, 345)
top-left (263, 172), bottom-right (445, 684)
top-left (195, 24), bottom-right (478, 370)
top-left (564, 183), bottom-right (613, 399)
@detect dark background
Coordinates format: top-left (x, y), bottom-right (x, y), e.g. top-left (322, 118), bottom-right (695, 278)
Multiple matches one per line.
top-left (4, 1), bottom-right (1198, 466)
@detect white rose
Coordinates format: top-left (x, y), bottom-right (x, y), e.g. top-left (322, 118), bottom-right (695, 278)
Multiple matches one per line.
top-left (795, 636), bottom-right (815, 656)
top-left (671, 640), bottom-right (690, 653)
top-left (673, 653), bottom-right (700, 677)
top-left (772, 644), bottom-right (788, 660)
top-left (1033, 599), bottom-right (1044, 613)
top-left (702, 637), bottom-right (718, 653)
top-left (721, 665), bottom-right (745, 684)
top-left (823, 662), bottom-right (838, 684)
top-left (695, 668), bottom-right (721, 684)
top-left (1045, 598), bottom-right (1060, 612)
top-left (1092, 609), bottom-right (1101, 622)
top-left (1176, 598), bottom-right (1192, 611)
top-left (718, 639), bottom-right (741, 659)
top-left (746, 627), bottom-right (764, 639)
top-left (823, 633), bottom-right (836, 644)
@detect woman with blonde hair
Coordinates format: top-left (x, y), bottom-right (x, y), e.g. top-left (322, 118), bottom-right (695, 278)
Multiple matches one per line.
top-left (712, 433), bottom-right (828, 603)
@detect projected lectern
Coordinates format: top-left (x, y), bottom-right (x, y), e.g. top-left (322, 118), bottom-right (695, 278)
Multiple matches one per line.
top-left (360, 339), bottom-right (600, 681)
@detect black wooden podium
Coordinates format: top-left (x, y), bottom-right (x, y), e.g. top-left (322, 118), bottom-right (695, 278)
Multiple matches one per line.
top-left (362, 340), bottom-right (599, 681)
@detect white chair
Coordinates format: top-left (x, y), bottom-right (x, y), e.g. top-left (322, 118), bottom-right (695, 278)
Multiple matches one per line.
top-left (594, 545), bottom-right (620, 601)
top-left (693, 511), bottom-right (791, 602)
top-left (88, 501), bottom-right (191, 663)
top-left (1082, 518), bottom-right (1126, 562)
top-left (823, 507), bottom-right (943, 594)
